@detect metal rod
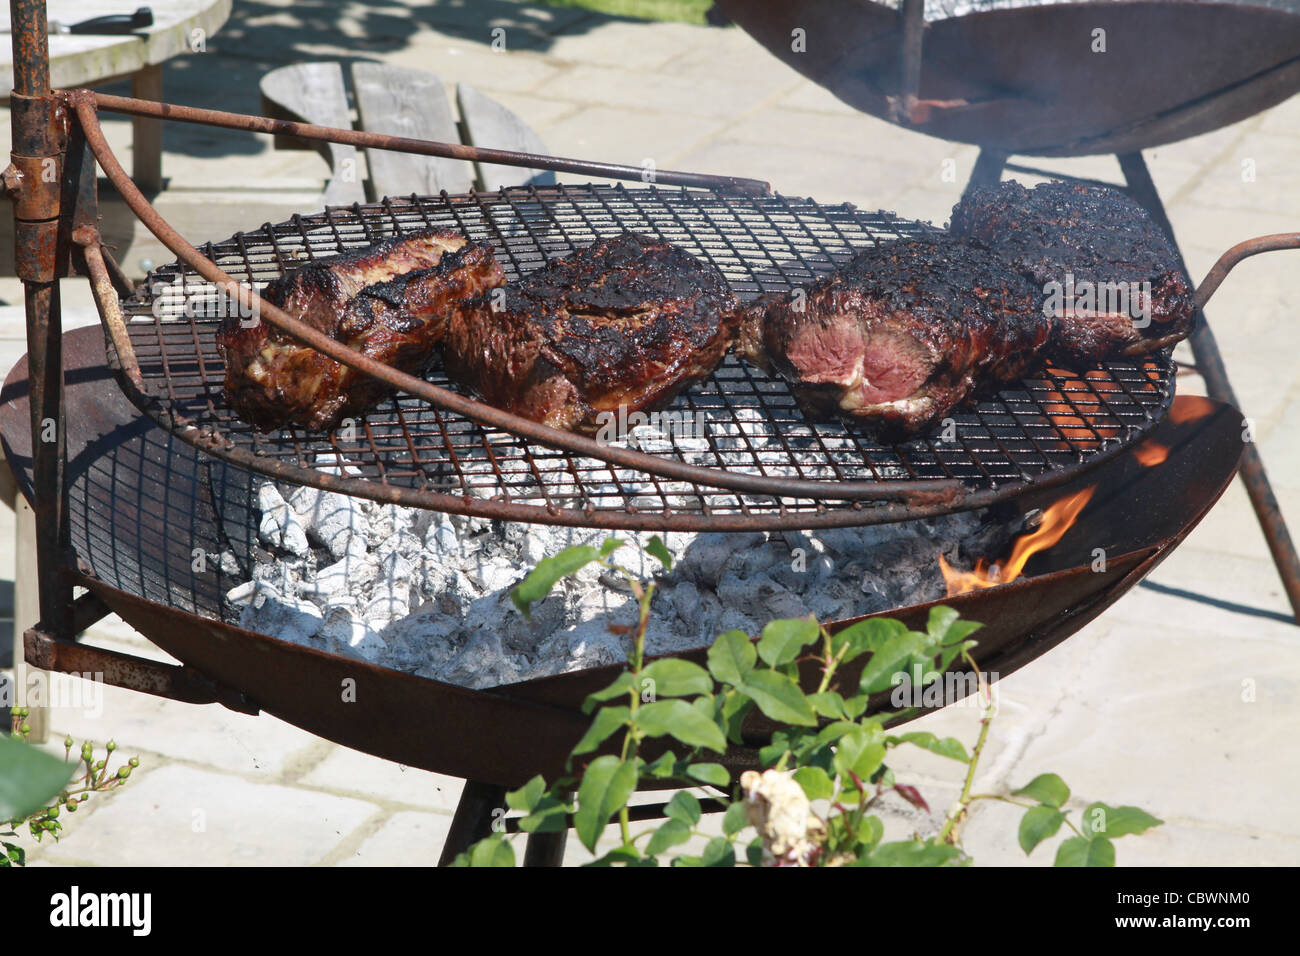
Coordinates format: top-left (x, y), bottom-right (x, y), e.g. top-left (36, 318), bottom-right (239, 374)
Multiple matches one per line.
top-left (87, 91), bottom-right (772, 197)
top-left (1119, 150), bottom-right (1300, 625)
top-left (67, 90), bottom-right (993, 506)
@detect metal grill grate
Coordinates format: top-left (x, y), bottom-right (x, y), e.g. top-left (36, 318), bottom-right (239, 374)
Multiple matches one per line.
top-left (114, 183), bottom-right (1174, 530)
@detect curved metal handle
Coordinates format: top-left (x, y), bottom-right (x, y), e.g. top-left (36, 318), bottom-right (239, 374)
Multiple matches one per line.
top-left (1195, 233), bottom-right (1300, 310)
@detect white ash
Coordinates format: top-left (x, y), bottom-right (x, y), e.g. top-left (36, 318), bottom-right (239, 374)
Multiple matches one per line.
top-left (225, 470), bottom-right (1006, 690)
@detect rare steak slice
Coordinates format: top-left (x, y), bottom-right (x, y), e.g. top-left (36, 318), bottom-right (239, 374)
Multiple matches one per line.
top-left (442, 232), bottom-right (740, 434)
top-left (217, 230), bottom-right (504, 432)
top-left (949, 180), bottom-right (1195, 365)
top-left (739, 235), bottom-right (1048, 440)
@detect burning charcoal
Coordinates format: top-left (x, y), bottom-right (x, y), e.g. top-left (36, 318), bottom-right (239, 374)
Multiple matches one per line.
top-left (225, 580), bottom-right (257, 607)
top-left (367, 503), bottom-right (417, 548)
top-left (320, 609), bottom-right (387, 663)
top-left (299, 552), bottom-right (379, 601)
top-left (364, 585), bottom-right (412, 625)
top-left (240, 588), bottom-right (324, 646)
top-left (257, 484), bottom-right (310, 557)
top-left (424, 516), bottom-right (460, 560)
top-left (297, 490), bottom-right (369, 560)
top-left (674, 532), bottom-right (766, 588)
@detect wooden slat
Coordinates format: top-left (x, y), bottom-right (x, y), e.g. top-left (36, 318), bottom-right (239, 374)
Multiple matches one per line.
top-left (456, 83), bottom-right (557, 192)
top-left (350, 62), bottom-right (474, 199)
top-left (258, 62), bottom-right (365, 209)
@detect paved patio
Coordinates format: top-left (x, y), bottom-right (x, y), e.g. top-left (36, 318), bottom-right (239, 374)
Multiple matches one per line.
top-left (2, 0), bottom-right (1299, 865)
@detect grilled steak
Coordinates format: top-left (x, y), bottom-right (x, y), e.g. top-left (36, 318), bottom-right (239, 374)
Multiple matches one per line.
top-left (217, 230), bottom-right (504, 432)
top-left (950, 180), bottom-right (1195, 365)
top-left (740, 235), bottom-right (1047, 440)
top-left (442, 232), bottom-right (739, 434)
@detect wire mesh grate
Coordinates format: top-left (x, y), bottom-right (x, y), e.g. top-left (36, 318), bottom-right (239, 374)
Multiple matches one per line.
top-left (115, 183), bottom-right (1174, 529)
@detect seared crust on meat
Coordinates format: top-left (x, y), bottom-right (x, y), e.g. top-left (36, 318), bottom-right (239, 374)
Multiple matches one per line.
top-left (950, 180), bottom-right (1195, 365)
top-left (442, 232), bottom-right (740, 434)
top-left (750, 235), bottom-right (1047, 440)
top-left (217, 230), bottom-right (504, 432)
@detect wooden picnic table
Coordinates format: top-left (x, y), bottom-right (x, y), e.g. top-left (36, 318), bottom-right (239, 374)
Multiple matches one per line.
top-left (1, 0), bottom-right (232, 192)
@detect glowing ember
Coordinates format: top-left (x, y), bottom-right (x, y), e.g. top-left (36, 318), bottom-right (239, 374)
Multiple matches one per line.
top-left (1133, 442), bottom-right (1169, 467)
top-left (939, 486), bottom-right (1097, 595)
top-left (1169, 395), bottom-right (1216, 425)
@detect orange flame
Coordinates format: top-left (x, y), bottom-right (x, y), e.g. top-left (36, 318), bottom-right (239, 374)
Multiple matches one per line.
top-left (939, 486), bottom-right (1097, 596)
top-left (1133, 442), bottom-right (1169, 467)
top-left (1169, 396), bottom-right (1215, 425)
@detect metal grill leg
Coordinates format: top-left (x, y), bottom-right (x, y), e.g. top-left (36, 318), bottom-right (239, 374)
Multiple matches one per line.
top-left (963, 148), bottom-right (1007, 199)
top-left (438, 780), bottom-right (506, 867)
top-left (522, 828), bottom-right (568, 867)
top-left (1118, 151), bottom-right (1300, 625)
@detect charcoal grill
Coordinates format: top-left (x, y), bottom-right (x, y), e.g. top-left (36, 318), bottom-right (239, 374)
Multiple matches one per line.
top-left (2, 0), bottom-right (1293, 864)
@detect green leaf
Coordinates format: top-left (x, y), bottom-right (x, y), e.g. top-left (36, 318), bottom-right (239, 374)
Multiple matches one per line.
top-left (511, 544), bottom-right (605, 616)
top-left (855, 815), bottom-right (885, 853)
top-left (518, 794), bottom-right (572, 834)
top-left (793, 765), bottom-right (835, 801)
top-left (707, 630), bottom-right (757, 686)
top-left (584, 846), bottom-right (648, 867)
top-left (684, 762), bottom-right (730, 788)
top-left (505, 774), bottom-right (547, 813)
top-left (722, 801), bottom-right (748, 836)
top-left (635, 700), bottom-right (726, 753)
top-left (737, 670), bottom-right (818, 727)
top-left (746, 838), bottom-right (764, 867)
top-left (0, 735), bottom-right (77, 821)
top-left (572, 706), bottom-right (631, 755)
top-left (806, 691), bottom-right (847, 720)
top-left (831, 617), bottom-right (908, 665)
top-left (757, 617), bottom-right (820, 667)
top-left (640, 659), bottom-right (713, 699)
top-left (858, 630), bottom-right (928, 695)
top-left (843, 694), bottom-right (870, 720)
top-left (1055, 836), bottom-right (1115, 867)
top-left (1012, 773), bottom-right (1071, 809)
top-left (938, 640), bottom-right (979, 676)
top-left (643, 751), bottom-right (678, 779)
top-left (888, 731), bottom-right (970, 762)
top-left (582, 672), bottom-right (637, 714)
top-left (664, 791), bottom-right (702, 826)
top-left (645, 535), bottom-right (673, 571)
top-left (464, 836), bottom-right (516, 867)
top-left (1019, 805), bottom-right (1066, 855)
top-left (3, 842), bottom-right (24, 867)
top-left (1080, 803), bottom-right (1163, 839)
top-left (720, 692), bottom-right (752, 745)
top-left (863, 839), bottom-right (965, 867)
top-left (701, 836), bottom-right (736, 867)
top-left (600, 538), bottom-right (625, 558)
top-left (646, 819), bottom-right (692, 856)
top-left (574, 756), bottom-right (638, 853)
top-left (833, 729), bottom-right (886, 781)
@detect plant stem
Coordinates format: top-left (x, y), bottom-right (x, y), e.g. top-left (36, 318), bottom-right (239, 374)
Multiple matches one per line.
top-left (937, 655), bottom-right (995, 845)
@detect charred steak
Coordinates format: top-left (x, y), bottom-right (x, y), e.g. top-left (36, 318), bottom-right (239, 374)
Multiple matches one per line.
top-left (442, 232), bottom-right (739, 434)
top-left (217, 230), bottom-right (504, 432)
top-left (739, 235), bottom-right (1047, 440)
top-left (950, 180), bottom-right (1195, 365)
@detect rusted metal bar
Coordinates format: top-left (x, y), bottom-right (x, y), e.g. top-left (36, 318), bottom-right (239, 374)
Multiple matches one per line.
top-left (66, 90), bottom-right (995, 508)
top-left (87, 91), bottom-right (772, 197)
top-left (895, 0), bottom-right (925, 123)
top-left (24, 627), bottom-right (259, 713)
top-left (78, 230), bottom-right (145, 391)
top-left (1194, 232), bottom-right (1300, 310)
top-left (1119, 150), bottom-right (1300, 624)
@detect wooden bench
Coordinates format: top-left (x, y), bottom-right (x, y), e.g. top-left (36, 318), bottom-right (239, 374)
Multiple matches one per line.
top-left (259, 62), bottom-right (556, 206)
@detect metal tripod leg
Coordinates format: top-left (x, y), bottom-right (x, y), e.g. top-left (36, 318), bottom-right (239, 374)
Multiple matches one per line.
top-left (437, 779), bottom-right (506, 866)
top-left (1118, 151), bottom-right (1300, 624)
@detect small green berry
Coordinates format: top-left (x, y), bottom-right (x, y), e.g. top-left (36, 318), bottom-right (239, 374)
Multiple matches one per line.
top-left (46, 806), bottom-right (59, 819)
top-left (117, 766), bottom-right (131, 779)
top-left (93, 760), bottom-right (104, 771)
top-left (128, 757), bottom-right (139, 768)
top-left (64, 735), bottom-right (74, 749)
top-left (105, 740), bottom-right (117, 753)
top-left (19, 723), bottom-right (30, 735)
top-left (65, 801), bottom-right (77, 813)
